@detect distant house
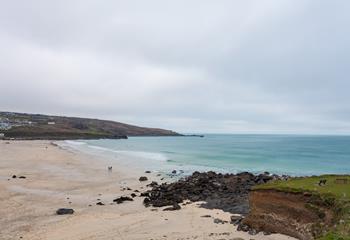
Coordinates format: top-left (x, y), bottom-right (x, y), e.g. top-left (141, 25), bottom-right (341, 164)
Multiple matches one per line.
top-left (0, 122), bottom-right (11, 130)
top-left (48, 122), bottom-right (56, 125)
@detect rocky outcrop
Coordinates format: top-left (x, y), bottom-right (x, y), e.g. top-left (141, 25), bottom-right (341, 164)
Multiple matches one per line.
top-left (241, 190), bottom-right (336, 240)
top-left (142, 171), bottom-right (284, 214)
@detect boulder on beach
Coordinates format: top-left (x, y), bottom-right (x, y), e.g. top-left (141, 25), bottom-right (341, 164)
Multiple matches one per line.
top-left (163, 203), bottom-right (181, 211)
top-left (139, 176), bottom-right (148, 181)
top-left (113, 196), bottom-right (134, 204)
top-left (56, 208), bottom-right (74, 215)
top-left (230, 215), bottom-right (243, 225)
top-left (146, 181), bottom-right (158, 187)
top-left (213, 218), bottom-right (227, 224)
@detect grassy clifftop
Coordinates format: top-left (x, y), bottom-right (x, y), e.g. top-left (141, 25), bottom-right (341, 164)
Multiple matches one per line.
top-left (253, 175), bottom-right (350, 239)
top-left (254, 175), bottom-right (350, 200)
top-left (0, 112), bottom-right (180, 139)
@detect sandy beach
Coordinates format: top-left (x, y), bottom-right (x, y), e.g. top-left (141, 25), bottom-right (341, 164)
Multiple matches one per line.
top-left (0, 141), bottom-right (296, 240)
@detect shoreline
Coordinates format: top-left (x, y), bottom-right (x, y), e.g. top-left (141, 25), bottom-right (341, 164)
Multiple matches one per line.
top-left (57, 136), bottom-right (350, 177)
top-left (0, 140), bottom-right (295, 240)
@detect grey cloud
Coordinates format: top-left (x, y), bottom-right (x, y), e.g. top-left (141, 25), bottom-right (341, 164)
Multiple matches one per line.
top-left (0, 0), bottom-right (350, 134)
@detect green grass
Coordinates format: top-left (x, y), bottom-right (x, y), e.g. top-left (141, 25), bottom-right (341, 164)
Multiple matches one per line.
top-left (254, 175), bottom-right (350, 239)
top-left (254, 175), bottom-right (350, 200)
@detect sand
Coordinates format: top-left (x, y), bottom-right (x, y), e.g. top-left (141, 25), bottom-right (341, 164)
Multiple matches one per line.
top-left (0, 140), bottom-right (296, 240)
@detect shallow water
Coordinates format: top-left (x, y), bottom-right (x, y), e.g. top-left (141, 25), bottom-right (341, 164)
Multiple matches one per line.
top-left (63, 134), bottom-right (350, 176)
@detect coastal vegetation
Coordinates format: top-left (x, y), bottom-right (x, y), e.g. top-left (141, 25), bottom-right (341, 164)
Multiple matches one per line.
top-left (252, 175), bottom-right (350, 240)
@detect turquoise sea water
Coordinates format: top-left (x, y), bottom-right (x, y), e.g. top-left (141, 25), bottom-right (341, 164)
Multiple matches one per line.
top-left (65, 134), bottom-right (350, 176)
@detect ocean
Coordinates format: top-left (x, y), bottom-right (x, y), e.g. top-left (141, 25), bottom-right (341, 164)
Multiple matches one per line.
top-left (62, 134), bottom-right (350, 176)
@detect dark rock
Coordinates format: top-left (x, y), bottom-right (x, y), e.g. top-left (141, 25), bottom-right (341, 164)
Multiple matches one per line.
top-left (134, 190), bottom-right (140, 193)
top-left (145, 171), bottom-right (151, 173)
top-left (230, 215), bottom-right (243, 225)
top-left (140, 192), bottom-right (150, 197)
top-left (141, 172), bottom-right (253, 214)
top-left (113, 196), bottom-right (133, 204)
top-left (139, 176), bottom-right (148, 181)
top-left (147, 181), bottom-right (158, 187)
top-left (163, 203), bottom-right (181, 211)
top-left (248, 228), bottom-right (258, 235)
top-left (12, 175), bottom-right (16, 178)
top-left (143, 197), bottom-right (151, 207)
top-left (213, 218), bottom-right (227, 224)
top-left (172, 170), bottom-right (177, 174)
top-left (19, 176), bottom-right (26, 179)
top-left (131, 193), bottom-right (137, 198)
top-left (237, 223), bottom-right (250, 232)
top-left (201, 215), bottom-right (211, 218)
top-left (141, 171), bottom-right (286, 214)
top-left (56, 208), bottom-right (74, 215)
top-left (96, 202), bottom-right (105, 206)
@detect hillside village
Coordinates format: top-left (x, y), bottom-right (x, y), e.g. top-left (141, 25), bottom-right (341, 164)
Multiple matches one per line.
top-left (0, 114), bottom-right (36, 130)
top-left (0, 112), bottom-right (44, 138)
top-left (0, 112), bottom-right (56, 132)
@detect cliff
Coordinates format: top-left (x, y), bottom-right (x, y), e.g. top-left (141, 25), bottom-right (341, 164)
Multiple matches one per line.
top-left (243, 190), bottom-right (335, 239)
top-left (242, 175), bottom-right (350, 240)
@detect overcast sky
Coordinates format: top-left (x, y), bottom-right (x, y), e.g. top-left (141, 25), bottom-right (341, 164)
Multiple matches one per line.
top-left (1, 1), bottom-right (350, 134)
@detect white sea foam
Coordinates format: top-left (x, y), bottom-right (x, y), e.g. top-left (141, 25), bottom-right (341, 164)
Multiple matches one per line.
top-left (85, 143), bottom-right (169, 162)
top-left (88, 145), bottom-right (111, 151)
top-left (64, 140), bottom-right (87, 146)
top-left (116, 150), bottom-right (168, 161)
